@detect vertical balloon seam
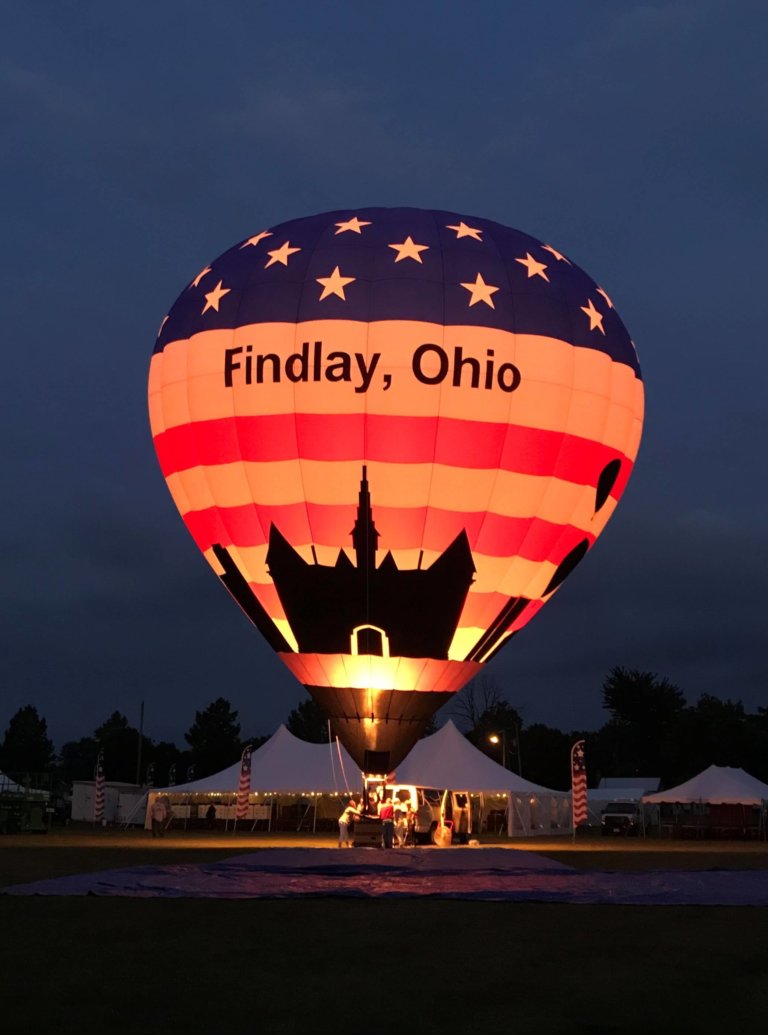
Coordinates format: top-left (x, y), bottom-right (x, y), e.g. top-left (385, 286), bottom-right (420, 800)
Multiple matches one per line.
top-left (516, 264), bottom-right (589, 615)
top-left (452, 219), bottom-right (526, 656)
top-left (236, 265), bottom-right (281, 613)
top-left (289, 221), bottom-right (330, 639)
top-left (522, 271), bottom-right (637, 616)
top-left (460, 225), bottom-right (563, 653)
top-left (589, 333), bottom-right (633, 539)
top-left (180, 328), bottom-right (235, 563)
top-left (224, 247), bottom-right (273, 632)
top-left (471, 219), bottom-right (541, 626)
top-left (152, 338), bottom-right (195, 523)
top-left (492, 256), bottom-right (584, 635)
top-left (421, 210), bottom-right (450, 583)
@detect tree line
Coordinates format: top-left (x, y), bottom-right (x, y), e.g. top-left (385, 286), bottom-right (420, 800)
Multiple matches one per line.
top-left (2, 668), bottom-right (767, 791)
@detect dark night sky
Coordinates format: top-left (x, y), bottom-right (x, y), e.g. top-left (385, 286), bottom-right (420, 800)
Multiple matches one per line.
top-left (2, 1), bottom-right (766, 750)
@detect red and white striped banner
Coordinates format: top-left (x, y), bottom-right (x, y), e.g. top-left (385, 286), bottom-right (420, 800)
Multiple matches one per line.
top-left (571, 740), bottom-right (587, 829)
top-left (94, 749), bottom-right (105, 824)
top-left (235, 744), bottom-right (252, 820)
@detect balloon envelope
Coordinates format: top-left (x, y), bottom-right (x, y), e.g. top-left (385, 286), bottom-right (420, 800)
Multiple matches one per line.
top-left (149, 208), bottom-right (643, 771)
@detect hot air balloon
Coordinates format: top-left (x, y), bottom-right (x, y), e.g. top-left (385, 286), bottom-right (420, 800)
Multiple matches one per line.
top-left (148, 209), bottom-right (643, 774)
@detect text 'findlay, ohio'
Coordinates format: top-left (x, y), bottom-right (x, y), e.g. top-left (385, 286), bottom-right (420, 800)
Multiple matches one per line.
top-left (223, 341), bottom-right (522, 394)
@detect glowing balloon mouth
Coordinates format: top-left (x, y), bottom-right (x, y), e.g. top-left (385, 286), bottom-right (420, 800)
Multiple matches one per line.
top-left (279, 652), bottom-right (481, 694)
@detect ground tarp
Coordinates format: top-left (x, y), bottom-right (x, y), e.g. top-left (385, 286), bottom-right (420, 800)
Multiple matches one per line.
top-left (6, 848), bottom-right (768, 905)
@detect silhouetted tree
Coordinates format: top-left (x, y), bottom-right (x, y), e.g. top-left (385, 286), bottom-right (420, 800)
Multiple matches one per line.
top-left (286, 698), bottom-right (330, 743)
top-left (602, 667), bottom-right (686, 726)
top-left (59, 737), bottom-right (99, 783)
top-left (0, 705), bottom-right (55, 774)
top-left (146, 741), bottom-right (184, 786)
top-left (599, 667), bottom-right (686, 776)
top-left (452, 674), bottom-right (505, 729)
top-left (665, 694), bottom-right (768, 786)
top-left (90, 711), bottom-right (152, 783)
top-left (518, 723), bottom-right (573, 789)
top-left (184, 698), bottom-right (241, 776)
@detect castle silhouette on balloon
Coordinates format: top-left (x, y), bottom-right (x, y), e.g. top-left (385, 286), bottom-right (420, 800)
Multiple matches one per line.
top-left (211, 462), bottom-right (601, 666)
top-left (213, 467), bottom-right (475, 660)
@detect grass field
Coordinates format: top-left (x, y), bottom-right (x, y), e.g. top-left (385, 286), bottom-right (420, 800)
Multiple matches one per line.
top-left (2, 829), bottom-right (768, 1034)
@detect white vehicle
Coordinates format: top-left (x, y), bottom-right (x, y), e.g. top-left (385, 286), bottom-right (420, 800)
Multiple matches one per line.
top-left (387, 784), bottom-right (475, 844)
top-left (600, 800), bottom-right (644, 837)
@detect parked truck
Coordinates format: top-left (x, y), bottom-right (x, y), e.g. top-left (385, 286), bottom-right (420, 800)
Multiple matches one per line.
top-left (600, 800), bottom-right (644, 836)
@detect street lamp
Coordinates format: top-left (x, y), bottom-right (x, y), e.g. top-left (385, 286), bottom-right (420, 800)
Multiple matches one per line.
top-left (488, 732), bottom-right (507, 769)
top-left (488, 727), bottom-right (522, 775)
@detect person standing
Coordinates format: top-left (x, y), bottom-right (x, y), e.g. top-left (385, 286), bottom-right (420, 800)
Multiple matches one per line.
top-left (404, 801), bottom-right (418, 847)
top-left (380, 796), bottom-right (395, 849)
top-left (394, 803), bottom-right (407, 847)
top-left (150, 797), bottom-right (168, 838)
top-left (338, 797), bottom-right (361, 848)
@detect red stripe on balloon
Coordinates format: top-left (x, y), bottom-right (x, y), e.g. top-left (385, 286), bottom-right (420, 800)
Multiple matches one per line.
top-left (153, 413), bottom-right (632, 486)
top-left (184, 502), bottom-right (594, 563)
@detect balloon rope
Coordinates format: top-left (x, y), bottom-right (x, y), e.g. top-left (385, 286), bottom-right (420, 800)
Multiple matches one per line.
top-left (335, 736), bottom-right (351, 793)
top-left (327, 722), bottom-right (340, 793)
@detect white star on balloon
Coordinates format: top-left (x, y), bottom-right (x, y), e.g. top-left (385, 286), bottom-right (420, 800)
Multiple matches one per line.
top-left (316, 266), bottom-right (356, 301)
top-left (461, 273), bottom-right (499, 308)
top-left (580, 298), bottom-right (605, 334)
top-left (202, 280), bottom-right (231, 314)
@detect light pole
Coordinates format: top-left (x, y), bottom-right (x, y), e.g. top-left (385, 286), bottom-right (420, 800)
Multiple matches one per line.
top-left (488, 731), bottom-right (508, 769)
top-left (488, 726), bottom-right (522, 775)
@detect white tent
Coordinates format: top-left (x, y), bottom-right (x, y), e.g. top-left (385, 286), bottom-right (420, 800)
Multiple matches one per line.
top-left (148, 721), bottom-right (570, 837)
top-left (395, 721), bottom-right (570, 837)
top-left (0, 771), bottom-right (24, 794)
top-left (160, 725), bottom-right (359, 795)
top-left (146, 726), bottom-right (360, 829)
top-left (642, 765), bottom-right (768, 805)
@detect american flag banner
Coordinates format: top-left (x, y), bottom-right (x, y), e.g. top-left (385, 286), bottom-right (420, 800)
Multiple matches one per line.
top-left (571, 740), bottom-right (587, 829)
top-left (93, 749), bottom-right (105, 824)
top-left (168, 763), bottom-right (176, 787)
top-left (235, 744), bottom-right (252, 821)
